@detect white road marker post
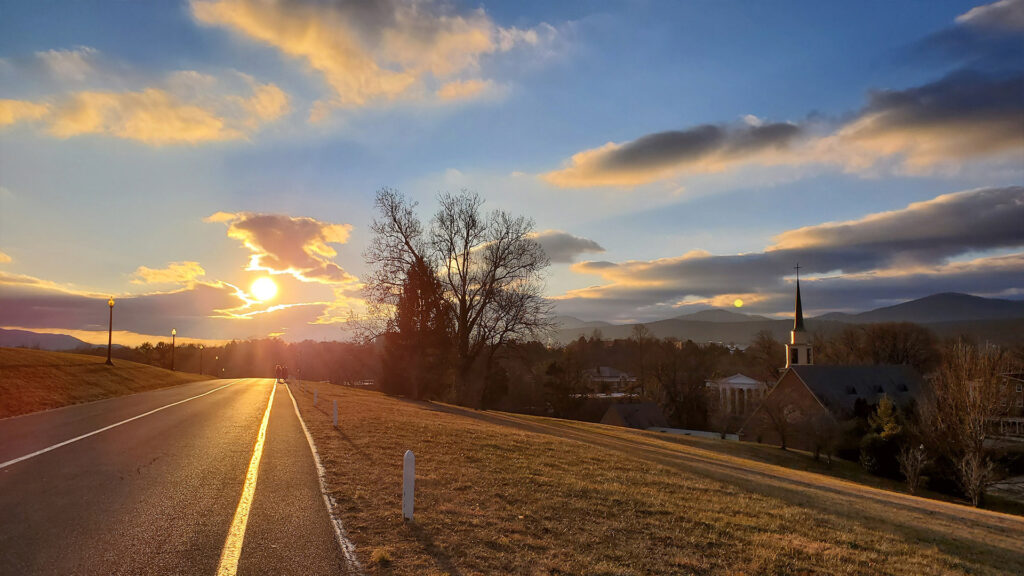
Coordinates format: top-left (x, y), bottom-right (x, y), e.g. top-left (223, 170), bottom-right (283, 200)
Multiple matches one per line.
top-left (403, 450), bottom-right (415, 521)
top-left (332, 399), bottom-right (338, 427)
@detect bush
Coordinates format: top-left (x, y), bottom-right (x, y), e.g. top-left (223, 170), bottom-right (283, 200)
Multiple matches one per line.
top-left (859, 432), bottom-right (902, 478)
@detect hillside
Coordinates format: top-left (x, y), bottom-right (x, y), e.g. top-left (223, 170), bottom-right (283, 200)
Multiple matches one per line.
top-left (291, 383), bottom-right (1024, 575)
top-left (0, 348), bottom-right (213, 418)
top-left (0, 328), bottom-right (92, 351)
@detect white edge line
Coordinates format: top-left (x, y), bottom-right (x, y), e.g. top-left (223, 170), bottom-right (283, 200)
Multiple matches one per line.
top-left (285, 383), bottom-right (364, 574)
top-left (0, 379), bottom-right (242, 470)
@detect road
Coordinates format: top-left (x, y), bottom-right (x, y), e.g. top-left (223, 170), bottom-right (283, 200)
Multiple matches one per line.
top-left (0, 379), bottom-right (357, 576)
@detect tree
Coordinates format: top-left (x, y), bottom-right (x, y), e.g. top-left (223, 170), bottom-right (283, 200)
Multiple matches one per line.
top-left (924, 341), bottom-right (1012, 506)
top-left (746, 330), bottom-right (783, 385)
top-left (380, 259), bottom-right (452, 399)
top-left (365, 188), bottom-right (553, 406)
top-left (897, 443), bottom-right (930, 495)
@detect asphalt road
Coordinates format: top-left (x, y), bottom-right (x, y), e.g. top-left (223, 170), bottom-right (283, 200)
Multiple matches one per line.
top-left (0, 379), bottom-right (354, 576)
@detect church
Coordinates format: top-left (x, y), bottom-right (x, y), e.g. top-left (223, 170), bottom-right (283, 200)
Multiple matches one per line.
top-left (738, 275), bottom-right (925, 451)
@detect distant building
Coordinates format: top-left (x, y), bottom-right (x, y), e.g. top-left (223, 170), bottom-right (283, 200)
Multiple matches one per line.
top-left (601, 403), bottom-right (669, 429)
top-left (583, 366), bottom-right (637, 393)
top-left (705, 373), bottom-right (768, 415)
top-left (739, 364), bottom-right (925, 449)
top-left (738, 273), bottom-right (925, 451)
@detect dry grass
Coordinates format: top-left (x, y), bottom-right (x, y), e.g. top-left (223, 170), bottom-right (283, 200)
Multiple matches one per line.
top-left (0, 347), bottom-right (212, 418)
top-left (292, 383), bottom-right (1024, 576)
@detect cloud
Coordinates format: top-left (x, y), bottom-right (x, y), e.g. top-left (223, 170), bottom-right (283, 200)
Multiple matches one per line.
top-left (0, 99), bottom-right (50, 126)
top-left (555, 187), bottom-right (1024, 320)
top-left (0, 70), bottom-right (289, 145)
top-left (132, 261), bottom-right (207, 285)
top-left (546, 69), bottom-right (1024, 187)
top-left (956, 0), bottom-right (1024, 32)
top-left (190, 0), bottom-right (555, 114)
top-left (209, 211), bottom-right (357, 284)
top-left (532, 230), bottom-right (605, 263)
top-left (35, 46), bottom-right (98, 81)
top-left (822, 70), bottom-right (1024, 173)
top-left (543, 122), bottom-right (805, 188)
top-left (47, 88), bottom-right (242, 144)
top-left (436, 79), bottom-right (497, 102)
top-left (0, 251), bottom-right (11, 264)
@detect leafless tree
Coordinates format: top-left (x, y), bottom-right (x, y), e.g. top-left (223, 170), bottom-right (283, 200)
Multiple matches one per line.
top-left (897, 443), bottom-right (930, 495)
top-left (923, 341), bottom-right (1012, 506)
top-left (364, 188), bottom-right (553, 406)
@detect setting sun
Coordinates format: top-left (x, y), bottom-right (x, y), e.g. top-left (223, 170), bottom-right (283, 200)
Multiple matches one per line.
top-left (251, 277), bottom-right (278, 302)
top-left (733, 298), bottom-right (744, 308)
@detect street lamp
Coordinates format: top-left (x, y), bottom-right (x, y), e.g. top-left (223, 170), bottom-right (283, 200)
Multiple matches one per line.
top-left (105, 297), bottom-right (115, 366)
top-left (171, 328), bottom-right (177, 371)
top-left (199, 344), bottom-right (205, 375)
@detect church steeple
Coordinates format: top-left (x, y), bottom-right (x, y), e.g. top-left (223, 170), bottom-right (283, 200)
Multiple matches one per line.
top-left (794, 273), bottom-right (805, 332)
top-left (785, 264), bottom-right (812, 368)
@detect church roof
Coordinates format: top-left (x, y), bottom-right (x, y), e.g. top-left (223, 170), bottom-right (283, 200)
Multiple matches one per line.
top-left (790, 365), bottom-right (924, 417)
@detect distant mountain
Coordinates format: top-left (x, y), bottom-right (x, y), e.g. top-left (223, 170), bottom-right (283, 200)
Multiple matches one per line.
top-left (553, 293), bottom-right (1024, 346)
top-left (0, 329), bottom-right (93, 351)
top-left (675, 309), bottom-right (771, 323)
top-left (552, 316), bottom-right (613, 331)
top-left (816, 293), bottom-right (1024, 324)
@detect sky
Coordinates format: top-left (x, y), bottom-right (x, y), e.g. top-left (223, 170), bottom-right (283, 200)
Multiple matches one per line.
top-left (0, 0), bottom-right (1022, 345)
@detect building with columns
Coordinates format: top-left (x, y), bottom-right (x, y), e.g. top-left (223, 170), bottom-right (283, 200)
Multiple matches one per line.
top-left (705, 374), bottom-right (768, 416)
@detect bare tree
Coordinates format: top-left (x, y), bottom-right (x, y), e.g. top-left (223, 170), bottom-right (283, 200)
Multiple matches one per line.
top-left (897, 443), bottom-right (930, 495)
top-left (364, 188), bottom-right (553, 406)
top-left (924, 341), bottom-right (1012, 506)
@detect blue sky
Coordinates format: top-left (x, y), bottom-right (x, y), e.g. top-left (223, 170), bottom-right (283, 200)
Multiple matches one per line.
top-left (1, 0), bottom-right (1022, 344)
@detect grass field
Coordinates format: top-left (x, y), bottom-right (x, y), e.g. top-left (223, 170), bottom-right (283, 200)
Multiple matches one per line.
top-left (292, 382), bottom-right (1024, 576)
top-left (0, 347), bottom-right (212, 418)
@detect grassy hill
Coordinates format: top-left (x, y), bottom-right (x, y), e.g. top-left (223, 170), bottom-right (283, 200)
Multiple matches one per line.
top-left (0, 347), bottom-right (213, 418)
top-left (292, 383), bottom-right (1024, 575)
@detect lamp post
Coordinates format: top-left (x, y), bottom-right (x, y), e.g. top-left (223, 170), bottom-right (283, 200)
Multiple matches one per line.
top-left (171, 328), bottom-right (176, 371)
top-left (105, 297), bottom-right (115, 366)
top-left (199, 344), bottom-right (205, 375)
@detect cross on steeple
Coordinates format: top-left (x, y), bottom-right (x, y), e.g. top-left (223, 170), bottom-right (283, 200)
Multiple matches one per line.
top-left (794, 263), bottom-right (801, 280)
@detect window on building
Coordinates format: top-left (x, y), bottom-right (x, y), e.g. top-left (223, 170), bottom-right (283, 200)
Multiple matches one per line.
top-left (1017, 383), bottom-right (1023, 393)
top-left (790, 348), bottom-right (798, 364)
top-left (806, 349), bottom-right (812, 364)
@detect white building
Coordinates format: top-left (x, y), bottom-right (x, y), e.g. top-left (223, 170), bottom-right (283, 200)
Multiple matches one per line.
top-left (706, 373), bottom-right (768, 415)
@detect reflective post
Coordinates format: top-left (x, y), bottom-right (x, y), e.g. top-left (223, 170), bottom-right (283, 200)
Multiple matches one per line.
top-left (403, 450), bottom-right (415, 521)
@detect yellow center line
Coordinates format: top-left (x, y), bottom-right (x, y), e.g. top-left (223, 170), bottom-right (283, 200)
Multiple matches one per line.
top-left (216, 381), bottom-right (276, 576)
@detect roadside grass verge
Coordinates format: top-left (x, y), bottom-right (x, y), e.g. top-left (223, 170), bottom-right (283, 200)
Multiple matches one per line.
top-left (0, 347), bottom-right (212, 418)
top-left (292, 383), bottom-right (1024, 576)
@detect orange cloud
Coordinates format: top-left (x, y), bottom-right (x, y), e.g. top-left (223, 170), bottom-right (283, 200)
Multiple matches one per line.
top-left (210, 211), bottom-right (357, 284)
top-left (0, 99), bottom-right (50, 127)
top-left (132, 261), bottom-right (207, 285)
top-left (191, 0), bottom-right (551, 115)
top-left (1, 72), bottom-right (289, 145)
top-left (436, 79), bottom-right (497, 102)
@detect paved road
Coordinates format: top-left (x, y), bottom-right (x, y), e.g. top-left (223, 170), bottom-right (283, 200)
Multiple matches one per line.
top-left (0, 379), bottom-right (354, 576)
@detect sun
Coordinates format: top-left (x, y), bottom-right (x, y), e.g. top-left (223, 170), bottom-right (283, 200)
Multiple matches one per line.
top-left (251, 277), bottom-right (278, 302)
top-left (733, 298), bottom-right (744, 308)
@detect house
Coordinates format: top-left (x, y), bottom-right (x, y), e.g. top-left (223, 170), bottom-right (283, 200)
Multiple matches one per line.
top-left (738, 273), bottom-right (924, 451)
top-left (601, 403), bottom-right (669, 429)
top-left (706, 373), bottom-right (769, 416)
top-left (582, 366), bottom-right (637, 393)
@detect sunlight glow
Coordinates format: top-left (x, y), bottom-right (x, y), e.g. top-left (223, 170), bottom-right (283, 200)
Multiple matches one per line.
top-left (733, 298), bottom-right (744, 308)
top-left (250, 277), bottom-right (278, 301)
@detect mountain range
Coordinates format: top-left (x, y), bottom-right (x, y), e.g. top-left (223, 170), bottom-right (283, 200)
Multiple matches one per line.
top-left (0, 329), bottom-right (94, 351)
top-left (553, 292), bottom-right (1024, 346)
